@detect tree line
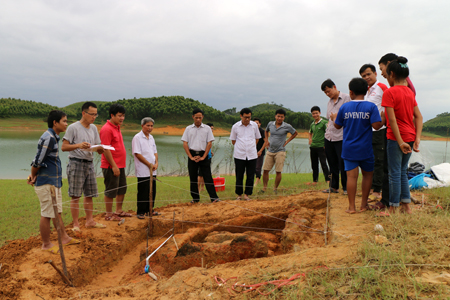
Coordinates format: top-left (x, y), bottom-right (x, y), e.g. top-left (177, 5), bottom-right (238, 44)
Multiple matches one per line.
top-left (423, 112), bottom-right (450, 136)
top-left (0, 96), bottom-right (315, 130)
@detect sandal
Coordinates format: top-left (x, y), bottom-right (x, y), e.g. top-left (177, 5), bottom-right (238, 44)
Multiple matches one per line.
top-left (372, 201), bottom-right (386, 210)
top-left (137, 214), bottom-right (145, 219)
top-left (375, 211), bottom-right (390, 217)
top-left (236, 196), bottom-right (242, 200)
top-left (244, 196), bottom-right (252, 201)
top-left (105, 214), bottom-right (123, 221)
top-left (322, 188), bottom-right (338, 194)
top-left (153, 211), bottom-right (161, 216)
top-left (114, 211), bottom-right (133, 217)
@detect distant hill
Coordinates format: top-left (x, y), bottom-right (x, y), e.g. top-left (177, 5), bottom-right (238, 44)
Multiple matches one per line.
top-left (223, 102), bottom-right (311, 129)
top-left (423, 112), bottom-right (450, 136)
top-left (0, 97), bottom-right (313, 129)
top-left (0, 98), bottom-right (66, 118)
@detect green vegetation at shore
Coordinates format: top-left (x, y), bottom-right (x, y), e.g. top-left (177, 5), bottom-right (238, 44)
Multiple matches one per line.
top-left (0, 97), bottom-right (314, 130)
top-left (423, 112), bottom-right (450, 136)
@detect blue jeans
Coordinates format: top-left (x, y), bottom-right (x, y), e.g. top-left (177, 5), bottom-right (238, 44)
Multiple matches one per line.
top-left (386, 140), bottom-right (413, 207)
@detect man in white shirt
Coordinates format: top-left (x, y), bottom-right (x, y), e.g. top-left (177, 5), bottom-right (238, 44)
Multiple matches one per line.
top-left (230, 108), bottom-right (261, 200)
top-left (360, 64), bottom-right (387, 200)
top-left (132, 117), bottom-right (159, 219)
top-left (181, 108), bottom-right (219, 203)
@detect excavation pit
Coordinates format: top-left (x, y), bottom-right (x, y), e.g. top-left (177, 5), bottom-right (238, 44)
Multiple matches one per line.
top-left (135, 194), bottom-right (331, 278)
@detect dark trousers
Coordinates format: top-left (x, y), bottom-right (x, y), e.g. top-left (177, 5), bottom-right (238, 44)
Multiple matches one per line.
top-left (137, 176), bottom-right (156, 215)
top-left (255, 154), bottom-right (265, 179)
top-left (324, 139), bottom-right (347, 191)
top-left (380, 133), bottom-right (390, 207)
top-left (310, 147), bottom-right (330, 182)
top-left (188, 151), bottom-right (218, 202)
top-left (372, 129), bottom-right (386, 193)
top-left (235, 158), bottom-right (257, 195)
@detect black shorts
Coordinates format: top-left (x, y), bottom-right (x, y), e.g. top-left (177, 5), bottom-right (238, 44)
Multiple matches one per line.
top-left (102, 168), bottom-right (127, 198)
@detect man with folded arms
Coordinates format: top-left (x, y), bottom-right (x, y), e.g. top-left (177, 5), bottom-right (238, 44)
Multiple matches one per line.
top-left (230, 108), bottom-right (261, 200)
top-left (181, 108), bottom-right (220, 203)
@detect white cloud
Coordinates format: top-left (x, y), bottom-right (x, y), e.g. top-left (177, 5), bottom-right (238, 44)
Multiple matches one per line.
top-left (0, 0), bottom-right (449, 120)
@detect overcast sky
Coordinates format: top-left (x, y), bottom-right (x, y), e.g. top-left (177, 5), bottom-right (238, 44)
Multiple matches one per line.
top-left (1, 0), bottom-right (449, 121)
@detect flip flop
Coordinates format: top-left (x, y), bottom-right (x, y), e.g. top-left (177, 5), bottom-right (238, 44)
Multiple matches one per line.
top-left (86, 223), bottom-right (106, 229)
top-left (236, 196), bottom-right (242, 200)
top-left (65, 238), bottom-right (81, 246)
top-left (244, 196), bottom-right (252, 201)
top-left (42, 245), bottom-right (59, 254)
top-left (372, 201), bottom-right (386, 210)
top-left (375, 211), bottom-right (390, 217)
top-left (137, 214), bottom-right (145, 219)
top-left (114, 211), bottom-right (133, 217)
top-left (71, 226), bottom-right (81, 233)
top-left (368, 195), bottom-right (381, 202)
top-left (152, 211), bottom-right (161, 216)
top-left (211, 198), bottom-right (221, 203)
top-left (105, 214), bottom-right (123, 221)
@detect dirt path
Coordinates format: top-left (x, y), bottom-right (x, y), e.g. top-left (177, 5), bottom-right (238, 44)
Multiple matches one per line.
top-left (0, 191), bottom-right (380, 300)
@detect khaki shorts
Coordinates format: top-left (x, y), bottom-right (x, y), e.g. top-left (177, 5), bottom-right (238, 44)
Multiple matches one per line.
top-left (262, 151), bottom-right (286, 173)
top-left (34, 184), bottom-right (63, 218)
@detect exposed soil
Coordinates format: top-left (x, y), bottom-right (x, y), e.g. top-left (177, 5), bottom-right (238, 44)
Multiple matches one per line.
top-left (0, 191), bottom-right (425, 300)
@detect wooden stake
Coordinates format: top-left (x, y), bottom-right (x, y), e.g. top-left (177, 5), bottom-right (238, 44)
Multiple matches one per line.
top-left (149, 164), bottom-right (154, 238)
top-left (50, 186), bottom-right (72, 285)
top-left (45, 260), bottom-right (73, 287)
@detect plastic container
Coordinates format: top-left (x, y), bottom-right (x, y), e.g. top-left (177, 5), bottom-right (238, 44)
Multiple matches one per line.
top-left (213, 176), bottom-right (225, 192)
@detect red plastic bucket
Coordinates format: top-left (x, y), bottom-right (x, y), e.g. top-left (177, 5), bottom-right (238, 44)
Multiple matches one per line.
top-left (213, 177), bottom-right (225, 192)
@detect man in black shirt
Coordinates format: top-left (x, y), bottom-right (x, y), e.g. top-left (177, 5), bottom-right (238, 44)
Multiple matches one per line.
top-left (253, 118), bottom-right (266, 186)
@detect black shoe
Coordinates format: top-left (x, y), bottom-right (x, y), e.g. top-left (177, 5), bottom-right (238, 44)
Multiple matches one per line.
top-left (322, 188), bottom-right (338, 194)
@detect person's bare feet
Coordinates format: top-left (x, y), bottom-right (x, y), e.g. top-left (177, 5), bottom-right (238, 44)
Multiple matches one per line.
top-left (345, 209), bottom-right (358, 214)
top-left (400, 203), bottom-right (413, 214)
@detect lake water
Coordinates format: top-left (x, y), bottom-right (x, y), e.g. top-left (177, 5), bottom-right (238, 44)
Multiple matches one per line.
top-left (0, 130), bottom-right (448, 179)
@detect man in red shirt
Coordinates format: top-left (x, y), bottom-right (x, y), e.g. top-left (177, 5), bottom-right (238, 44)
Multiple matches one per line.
top-left (100, 104), bottom-right (131, 221)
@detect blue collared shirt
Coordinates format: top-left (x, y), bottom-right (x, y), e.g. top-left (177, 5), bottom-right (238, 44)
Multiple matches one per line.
top-left (31, 128), bottom-right (63, 188)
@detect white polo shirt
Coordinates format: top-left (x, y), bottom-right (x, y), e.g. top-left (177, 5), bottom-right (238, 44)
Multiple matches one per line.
top-left (365, 80), bottom-right (388, 131)
top-left (181, 123), bottom-right (214, 151)
top-left (132, 130), bottom-right (157, 177)
top-left (230, 120), bottom-right (261, 160)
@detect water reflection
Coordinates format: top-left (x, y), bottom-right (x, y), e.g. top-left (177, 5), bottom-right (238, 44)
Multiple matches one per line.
top-left (0, 130), bottom-right (448, 179)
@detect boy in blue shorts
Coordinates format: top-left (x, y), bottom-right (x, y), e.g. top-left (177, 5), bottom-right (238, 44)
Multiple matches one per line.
top-left (331, 78), bottom-right (384, 214)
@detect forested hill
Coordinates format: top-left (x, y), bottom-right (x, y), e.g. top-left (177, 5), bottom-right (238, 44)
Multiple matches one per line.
top-left (0, 97), bottom-right (314, 129)
top-left (423, 112), bottom-right (450, 136)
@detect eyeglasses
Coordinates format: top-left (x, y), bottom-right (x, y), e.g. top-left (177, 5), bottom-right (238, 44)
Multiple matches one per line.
top-left (84, 111), bottom-right (98, 117)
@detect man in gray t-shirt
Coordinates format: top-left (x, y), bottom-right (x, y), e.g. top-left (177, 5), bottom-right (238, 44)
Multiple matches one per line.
top-left (62, 102), bottom-right (105, 231)
top-left (260, 109), bottom-right (298, 194)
